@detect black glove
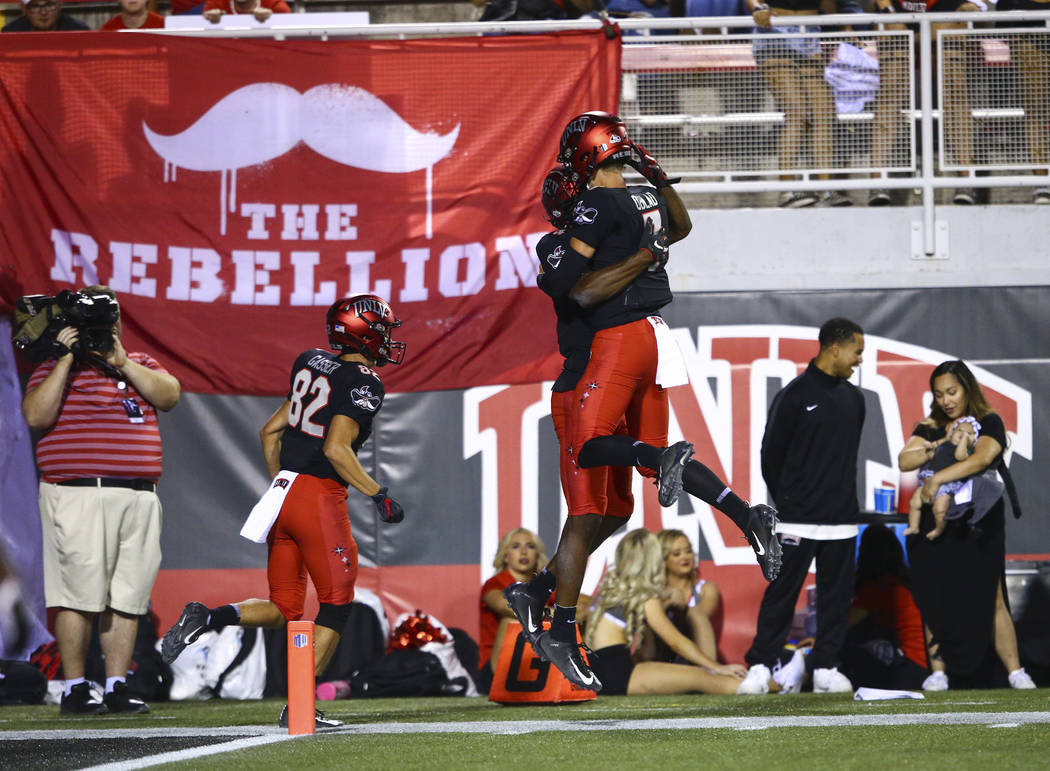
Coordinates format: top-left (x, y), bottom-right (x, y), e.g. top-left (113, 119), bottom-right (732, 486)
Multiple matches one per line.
top-left (639, 219), bottom-right (670, 271)
top-left (626, 142), bottom-right (681, 188)
top-left (371, 487), bottom-right (404, 524)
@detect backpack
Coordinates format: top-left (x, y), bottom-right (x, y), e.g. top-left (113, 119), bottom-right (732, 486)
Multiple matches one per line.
top-left (349, 648), bottom-right (456, 698)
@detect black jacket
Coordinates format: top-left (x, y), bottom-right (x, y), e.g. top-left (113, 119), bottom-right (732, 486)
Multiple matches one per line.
top-left (761, 360), bottom-right (866, 525)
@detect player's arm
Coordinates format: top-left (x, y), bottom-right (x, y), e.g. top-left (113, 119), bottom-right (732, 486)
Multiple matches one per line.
top-left (570, 220), bottom-right (668, 308)
top-left (324, 414), bottom-right (380, 496)
top-left (325, 414), bottom-right (405, 523)
top-left (259, 400), bottom-right (291, 478)
top-left (660, 186), bottom-right (692, 245)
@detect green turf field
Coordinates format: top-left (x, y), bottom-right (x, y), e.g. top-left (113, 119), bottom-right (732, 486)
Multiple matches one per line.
top-left (2, 690), bottom-right (1049, 769)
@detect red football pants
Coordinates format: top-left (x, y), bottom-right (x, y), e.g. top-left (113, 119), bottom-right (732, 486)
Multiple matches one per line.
top-left (571, 318), bottom-right (669, 481)
top-left (552, 389), bottom-right (634, 518)
top-left (267, 474), bottom-right (357, 621)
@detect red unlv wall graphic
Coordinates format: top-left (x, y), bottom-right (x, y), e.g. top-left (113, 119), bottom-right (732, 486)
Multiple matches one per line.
top-left (469, 324), bottom-right (1032, 582)
top-left (0, 32), bottom-right (621, 396)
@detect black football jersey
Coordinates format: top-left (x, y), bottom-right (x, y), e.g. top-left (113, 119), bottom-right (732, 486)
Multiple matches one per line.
top-left (536, 230), bottom-right (593, 392)
top-left (278, 349), bottom-right (385, 484)
top-left (569, 185), bottom-right (673, 332)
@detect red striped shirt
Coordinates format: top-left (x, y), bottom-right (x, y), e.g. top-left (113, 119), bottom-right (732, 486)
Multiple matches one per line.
top-left (27, 353), bottom-right (167, 483)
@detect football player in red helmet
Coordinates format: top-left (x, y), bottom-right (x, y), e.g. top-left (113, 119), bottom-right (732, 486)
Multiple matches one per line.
top-left (161, 296), bottom-right (406, 729)
top-left (558, 110), bottom-right (635, 184)
top-left (326, 294), bottom-right (406, 366)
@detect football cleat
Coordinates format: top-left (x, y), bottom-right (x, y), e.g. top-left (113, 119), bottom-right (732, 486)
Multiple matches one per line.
top-left (657, 441), bottom-right (694, 508)
top-left (278, 704), bottom-right (343, 729)
top-left (160, 601), bottom-right (210, 665)
top-left (534, 631), bottom-right (602, 692)
top-left (503, 581), bottom-right (547, 649)
top-left (746, 504), bottom-right (782, 582)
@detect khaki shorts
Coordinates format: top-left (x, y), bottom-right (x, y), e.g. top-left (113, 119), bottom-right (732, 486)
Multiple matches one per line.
top-left (39, 482), bottom-right (163, 615)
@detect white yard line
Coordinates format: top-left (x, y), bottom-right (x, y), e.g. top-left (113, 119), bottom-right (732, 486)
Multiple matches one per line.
top-left (7, 710), bottom-right (1050, 744)
top-left (79, 733), bottom-right (297, 771)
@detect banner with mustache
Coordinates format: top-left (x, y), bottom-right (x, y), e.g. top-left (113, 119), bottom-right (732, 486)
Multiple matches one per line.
top-left (0, 31), bottom-right (621, 396)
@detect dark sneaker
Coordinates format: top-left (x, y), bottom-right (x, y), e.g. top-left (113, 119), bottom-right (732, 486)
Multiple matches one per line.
top-left (60, 681), bottom-right (109, 715)
top-left (533, 631), bottom-right (602, 692)
top-left (657, 441), bottom-right (694, 508)
top-left (278, 704), bottom-right (343, 729)
top-left (103, 681), bottom-right (150, 714)
top-left (952, 188), bottom-right (977, 205)
top-left (161, 601), bottom-right (210, 665)
top-left (504, 581), bottom-right (546, 648)
top-left (746, 504), bottom-right (782, 582)
top-left (867, 189), bottom-right (891, 206)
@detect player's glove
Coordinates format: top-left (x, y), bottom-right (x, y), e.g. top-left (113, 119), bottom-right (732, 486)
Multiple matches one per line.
top-left (371, 487), bottom-right (404, 524)
top-left (639, 219), bottom-right (670, 271)
top-left (626, 142), bottom-right (681, 189)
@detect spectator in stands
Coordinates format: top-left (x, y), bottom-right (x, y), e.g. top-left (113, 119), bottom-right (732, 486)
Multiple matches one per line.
top-left (102, 0), bottom-right (165, 30)
top-left (584, 529), bottom-right (766, 695)
top-left (21, 286), bottom-right (180, 715)
top-left (653, 529), bottom-right (721, 664)
top-left (203, 0), bottom-right (290, 24)
top-left (842, 523), bottom-right (930, 690)
top-left (747, 0), bottom-right (848, 207)
top-left (868, 0), bottom-right (984, 206)
top-left (996, 0), bottom-right (1050, 204)
top-left (2, 0), bottom-right (89, 31)
top-left (900, 360), bottom-right (1035, 689)
top-left (478, 527), bottom-right (549, 691)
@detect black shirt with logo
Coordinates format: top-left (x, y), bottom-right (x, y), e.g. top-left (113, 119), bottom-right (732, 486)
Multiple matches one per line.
top-left (569, 185), bottom-right (673, 333)
top-left (279, 349), bottom-right (385, 484)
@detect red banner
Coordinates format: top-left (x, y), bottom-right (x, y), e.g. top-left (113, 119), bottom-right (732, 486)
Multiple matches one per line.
top-left (1, 31), bottom-right (621, 395)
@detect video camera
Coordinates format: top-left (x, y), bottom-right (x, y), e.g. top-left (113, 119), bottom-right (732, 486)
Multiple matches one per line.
top-left (12, 289), bottom-right (120, 362)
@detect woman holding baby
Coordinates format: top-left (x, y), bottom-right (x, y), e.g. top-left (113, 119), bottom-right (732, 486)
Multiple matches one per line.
top-left (897, 360), bottom-right (1034, 690)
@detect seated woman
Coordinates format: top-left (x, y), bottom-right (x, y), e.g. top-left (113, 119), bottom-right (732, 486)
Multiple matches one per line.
top-left (478, 528), bottom-right (548, 691)
top-left (654, 529), bottom-right (721, 663)
top-left (584, 529), bottom-right (772, 695)
top-left (843, 523), bottom-right (930, 690)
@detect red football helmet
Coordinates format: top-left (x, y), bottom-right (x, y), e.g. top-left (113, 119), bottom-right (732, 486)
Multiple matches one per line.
top-left (541, 166), bottom-right (582, 228)
top-left (558, 110), bottom-right (633, 182)
top-left (326, 294), bottom-right (406, 366)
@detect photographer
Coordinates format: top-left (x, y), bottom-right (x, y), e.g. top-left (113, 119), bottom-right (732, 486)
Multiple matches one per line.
top-left (21, 285), bottom-right (179, 715)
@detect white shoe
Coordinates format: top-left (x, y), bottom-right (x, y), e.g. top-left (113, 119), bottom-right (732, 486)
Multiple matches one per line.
top-left (737, 664), bottom-right (772, 695)
top-left (813, 667), bottom-right (853, 694)
top-left (772, 649), bottom-right (806, 694)
top-left (923, 670), bottom-right (949, 691)
top-left (1009, 667), bottom-right (1036, 689)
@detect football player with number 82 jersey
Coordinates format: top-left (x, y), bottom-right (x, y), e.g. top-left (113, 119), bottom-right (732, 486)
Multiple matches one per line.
top-left (161, 294), bottom-right (405, 729)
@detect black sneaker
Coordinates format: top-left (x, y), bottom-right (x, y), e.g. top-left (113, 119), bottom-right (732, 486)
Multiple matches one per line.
top-left (103, 681), bottom-right (150, 714)
top-left (657, 441), bottom-right (694, 508)
top-left (60, 681), bottom-right (109, 715)
top-left (278, 704), bottom-right (343, 729)
top-left (746, 504), bottom-right (783, 582)
top-left (533, 631), bottom-right (602, 692)
top-left (504, 581), bottom-right (546, 648)
top-left (161, 601), bottom-right (210, 665)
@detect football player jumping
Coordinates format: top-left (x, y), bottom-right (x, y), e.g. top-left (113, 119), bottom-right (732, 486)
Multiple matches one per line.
top-left (161, 295), bottom-right (406, 728)
top-left (506, 113), bottom-right (781, 691)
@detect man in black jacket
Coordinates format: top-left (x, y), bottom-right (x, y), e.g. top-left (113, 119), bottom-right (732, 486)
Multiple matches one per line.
top-left (738, 317), bottom-right (866, 695)
top-left (2, 0), bottom-right (90, 31)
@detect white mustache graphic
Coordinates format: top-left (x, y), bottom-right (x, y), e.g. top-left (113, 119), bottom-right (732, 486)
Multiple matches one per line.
top-left (143, 83), bottom-right (460, 236)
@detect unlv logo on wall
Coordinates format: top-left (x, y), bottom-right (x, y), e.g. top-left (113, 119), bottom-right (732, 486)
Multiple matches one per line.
top-left (0, 32), bottom-right (621, 397)
top-left (467, 325), bottom-right (1033, 583)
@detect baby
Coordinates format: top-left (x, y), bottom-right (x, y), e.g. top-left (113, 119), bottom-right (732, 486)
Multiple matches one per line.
top-left (904, 416), bottom-right (980, 541)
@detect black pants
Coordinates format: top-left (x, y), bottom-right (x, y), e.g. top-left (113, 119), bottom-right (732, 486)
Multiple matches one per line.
top-left (745, 534), bottom-right (856, 672)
